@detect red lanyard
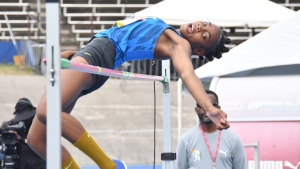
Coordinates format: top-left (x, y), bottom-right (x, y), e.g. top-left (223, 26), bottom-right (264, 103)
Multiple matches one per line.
top-left (199, 125), bottom-right (222, 169)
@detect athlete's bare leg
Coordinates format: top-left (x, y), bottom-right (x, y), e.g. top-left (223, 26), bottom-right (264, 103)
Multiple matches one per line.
top-left (27, 56), bottom-right (92, 161)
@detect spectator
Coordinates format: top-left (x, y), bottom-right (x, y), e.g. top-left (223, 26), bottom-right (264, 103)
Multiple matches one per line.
top-left (1, 98), bottom-right (46, 169)
top-left (176, 90), bottom-right (247, 169)
top-left (0, 122), bottom-right (5, 167)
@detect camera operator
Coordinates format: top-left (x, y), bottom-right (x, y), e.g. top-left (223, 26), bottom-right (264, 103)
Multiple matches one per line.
top-left (0, 122), bottom-right (7, 168)
top-left (1, 98), bottom-right (46, 169)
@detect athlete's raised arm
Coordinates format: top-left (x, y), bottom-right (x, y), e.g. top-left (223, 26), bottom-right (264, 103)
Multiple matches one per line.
top-left (156, 21), bottom-right (231, 129)
top-left (171, 38), bottom-right (228, 129)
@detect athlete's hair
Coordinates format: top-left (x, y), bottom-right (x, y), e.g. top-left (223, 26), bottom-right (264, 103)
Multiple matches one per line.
top-left (203, 30), bottom-right (231, 61)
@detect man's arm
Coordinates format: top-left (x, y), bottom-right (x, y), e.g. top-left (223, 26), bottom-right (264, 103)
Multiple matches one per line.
top-left (176, 138), bottom-right (188, 169)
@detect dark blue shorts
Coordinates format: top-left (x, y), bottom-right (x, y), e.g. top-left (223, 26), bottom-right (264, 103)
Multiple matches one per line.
top-left (72, 37), bottom-right (116, 96)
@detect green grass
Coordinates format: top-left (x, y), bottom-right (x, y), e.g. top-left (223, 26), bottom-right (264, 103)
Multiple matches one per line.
top-left (0, 64), bottom-right (34, 75)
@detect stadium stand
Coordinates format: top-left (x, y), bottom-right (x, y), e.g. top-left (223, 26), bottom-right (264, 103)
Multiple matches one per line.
top-left (1, 0), bottom-right (299, 50)
top-left (276, 0), bottom-right (300, 11)
top-left (61, 0), bottom-right (162, 47)
top-left (0, 2), bottom-right (41, 41)
top-left (0, 0), bottom-right (299, 78)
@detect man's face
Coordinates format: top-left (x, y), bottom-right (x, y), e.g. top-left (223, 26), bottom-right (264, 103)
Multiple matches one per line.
top-left (195, 94), bottom-right (219, 124)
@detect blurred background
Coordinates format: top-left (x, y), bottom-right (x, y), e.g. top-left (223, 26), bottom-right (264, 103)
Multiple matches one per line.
top-left (0, 0), bottom-right (299, 168)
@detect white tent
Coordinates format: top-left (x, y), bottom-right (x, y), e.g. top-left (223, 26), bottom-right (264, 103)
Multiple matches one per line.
top-left (195, 10), bottom-right (300, 80)
top-left (134, 0), bottom-right (295, 27)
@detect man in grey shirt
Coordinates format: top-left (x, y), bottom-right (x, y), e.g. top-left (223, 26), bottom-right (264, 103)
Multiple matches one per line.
top-left (176, 90), bottom-right (247, 169)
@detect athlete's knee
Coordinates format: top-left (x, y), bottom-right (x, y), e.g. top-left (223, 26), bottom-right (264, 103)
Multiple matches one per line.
top-left (27, 129), bottom-right (43, 150)
top-left (27, 138), bottom-right (46, 156)
top-left (27, 132), bottom-right (36, 149)
top-left (36, 99), bottom-right (47, 124)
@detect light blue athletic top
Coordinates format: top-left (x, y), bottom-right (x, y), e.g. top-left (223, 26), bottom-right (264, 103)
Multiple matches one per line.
top-left (93, 17), bottom-right (179, 68)
top-left (176, 125), bottom-right (248, 169)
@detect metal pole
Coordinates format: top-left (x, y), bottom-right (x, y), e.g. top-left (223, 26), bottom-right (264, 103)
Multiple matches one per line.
top-left (244, 142), bottom-right (260, 169)
top-left (37, 0), bottom-right (41, 43)
top-left (46, 0), bottom-right (61, 169)
top-left (254, 141), bottom-right (260, 169)
top-left (161, 60), bottom-right (174, 169)
top-left (177, 79), bottom-right (182, 140)
top-left (4, 13), bottom-right (20, 55)
top-left (90, 13), bottom-right (94, 37)
top-left (27, 5), bottom-right (31, 40)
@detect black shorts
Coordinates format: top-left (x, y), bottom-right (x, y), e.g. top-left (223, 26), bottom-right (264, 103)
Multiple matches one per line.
top-left (72, 37), bottom-right (116, 96)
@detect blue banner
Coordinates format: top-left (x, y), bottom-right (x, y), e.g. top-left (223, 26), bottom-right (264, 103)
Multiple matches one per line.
top-left (0, 41), bottom-right (21, 64)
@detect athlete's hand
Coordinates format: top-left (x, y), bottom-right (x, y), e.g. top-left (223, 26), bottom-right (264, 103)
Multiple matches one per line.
top-left (61, 50), bottom-right (77, 60)
top-left (42, 50), bottom-right (77, 65)
top-left (206, 107), bottom-right (230, 130)
top-left (42, 58), bottom-right (47, 65)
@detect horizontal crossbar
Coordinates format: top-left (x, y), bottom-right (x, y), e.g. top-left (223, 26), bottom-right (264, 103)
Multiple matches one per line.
top-left (60, 58), bottom-right (168, 83)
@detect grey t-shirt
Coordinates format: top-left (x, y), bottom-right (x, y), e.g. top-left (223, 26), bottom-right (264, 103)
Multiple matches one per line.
top-left (176, 125), bottom-right (247, 169)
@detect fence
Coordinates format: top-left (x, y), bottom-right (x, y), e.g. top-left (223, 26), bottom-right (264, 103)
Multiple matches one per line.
top-left (18, 39), bottom-right (46, 74)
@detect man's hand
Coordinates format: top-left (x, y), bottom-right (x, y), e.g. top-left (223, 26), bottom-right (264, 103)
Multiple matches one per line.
top-left (8, 130), bottom-right (21, 140)
top-left (206, 107), bottom-right (230, 130)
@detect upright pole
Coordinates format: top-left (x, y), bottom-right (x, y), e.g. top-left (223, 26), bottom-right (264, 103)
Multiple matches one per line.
top-left (254, 141), bottom-right (260, 169)
top-left (27, 5), bottom-right (31, 40)
top-left (4, 13), bottom-right (20, 55)
top-left (177, 79), bottom-right (182, 140)
top-left (90, 13), bottom-right (94, 37)
top-left (46, 0), bottom-right (61, 169)
top-left (37, 0), bottom-right (41, 43)
top-left (161, 60), bottom-right (175, 169)
top-left (244, 141), bottom-right (260, 169)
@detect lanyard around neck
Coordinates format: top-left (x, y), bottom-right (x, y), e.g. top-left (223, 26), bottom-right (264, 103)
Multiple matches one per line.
top-left (199, 125), bottom-right (222, 168)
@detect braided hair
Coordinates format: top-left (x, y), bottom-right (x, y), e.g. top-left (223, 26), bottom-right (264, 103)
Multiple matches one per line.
top-left (201, 30), bottom-right (231, 61)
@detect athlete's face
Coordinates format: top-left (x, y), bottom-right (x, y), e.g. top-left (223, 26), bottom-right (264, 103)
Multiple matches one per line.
top-left (195, 94), bottom-right (220, 124)
top-left (180, 21), bottom-right (221, 56)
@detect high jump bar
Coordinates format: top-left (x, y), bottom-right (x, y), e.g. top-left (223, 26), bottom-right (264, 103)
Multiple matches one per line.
top-left (60, 58), bottom-right (168, 83)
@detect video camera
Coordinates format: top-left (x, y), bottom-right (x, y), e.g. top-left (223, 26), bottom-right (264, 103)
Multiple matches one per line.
top-left (0, 121), bottom-right (26, 169)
